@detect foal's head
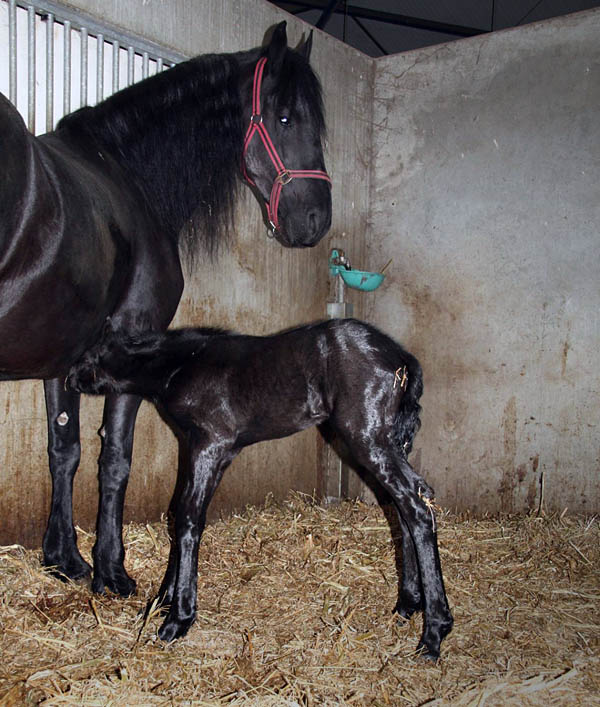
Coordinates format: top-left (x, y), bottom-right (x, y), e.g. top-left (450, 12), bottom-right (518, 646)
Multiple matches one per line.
top-left (67, 325), bottom-right (132, 396)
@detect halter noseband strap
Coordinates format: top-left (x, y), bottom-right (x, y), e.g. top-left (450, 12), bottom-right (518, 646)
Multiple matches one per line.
top-left (242, 56), bottom-right (331, 234)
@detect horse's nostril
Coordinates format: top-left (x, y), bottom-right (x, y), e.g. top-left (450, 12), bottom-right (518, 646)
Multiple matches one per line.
top-left (307, 210), bottom-right (318, 238)
top-left (303, 206), bottom-right (331, 246)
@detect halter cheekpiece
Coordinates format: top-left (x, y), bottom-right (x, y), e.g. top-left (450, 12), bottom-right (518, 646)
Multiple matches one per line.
top-left (242, 56), bottom-right (331, 235)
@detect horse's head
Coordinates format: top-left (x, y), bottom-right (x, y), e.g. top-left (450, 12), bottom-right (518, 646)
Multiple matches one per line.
top-left (242, 22), bottom-right (332, 248)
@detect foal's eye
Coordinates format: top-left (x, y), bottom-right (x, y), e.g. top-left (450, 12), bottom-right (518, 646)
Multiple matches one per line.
top-left (279, 115), bottom-right (290, 126)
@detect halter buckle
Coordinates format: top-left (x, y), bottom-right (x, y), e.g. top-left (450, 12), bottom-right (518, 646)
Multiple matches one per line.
top-left (276, 170), bottom-right (293, 186)
top-left (250, 113), bottom-right (263, 125)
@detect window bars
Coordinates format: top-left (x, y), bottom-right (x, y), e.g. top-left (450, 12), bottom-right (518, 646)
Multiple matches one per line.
top-left (1, 0), bottom-right (187, 134)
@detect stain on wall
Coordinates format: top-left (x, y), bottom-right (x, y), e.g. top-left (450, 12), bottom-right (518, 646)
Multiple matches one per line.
top-left (367, 10), bottom-right (600, 513)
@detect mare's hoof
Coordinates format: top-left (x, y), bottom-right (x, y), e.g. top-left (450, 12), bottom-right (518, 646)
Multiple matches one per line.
top-left (92, 570), bottom-right (137, 597)
top-left (158, 615), bottom-right (195, 643)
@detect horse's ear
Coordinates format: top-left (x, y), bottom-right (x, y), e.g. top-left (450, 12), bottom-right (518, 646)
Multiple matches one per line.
top-left (267, 21), bottom-right (288, 74)
top-left (299, 30), bottom-right (313, 61)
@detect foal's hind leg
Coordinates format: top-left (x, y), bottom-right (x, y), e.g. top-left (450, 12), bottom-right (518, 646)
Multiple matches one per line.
top-left (92, 393), bottom-right (141, 596)
top-left (379, 456), bottom-right (451, 660)
top-left (149, 446), bottom-right (188, 614)
top-left (346, 438), bottom-right (452, 659)
top-left (393, 512), bottom-right (424, 619)
top-left (361, 475), bottom-right (423, 618)
top-left (42, 378), bottom-right (91, 581)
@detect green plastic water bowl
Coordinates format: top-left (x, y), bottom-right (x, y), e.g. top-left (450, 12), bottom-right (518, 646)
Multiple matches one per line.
top-left (339, 269), bottom-right (385, 291)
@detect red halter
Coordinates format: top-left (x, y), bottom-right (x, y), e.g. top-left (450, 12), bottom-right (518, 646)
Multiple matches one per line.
top-left (242, 56), bottom-right (331, 234)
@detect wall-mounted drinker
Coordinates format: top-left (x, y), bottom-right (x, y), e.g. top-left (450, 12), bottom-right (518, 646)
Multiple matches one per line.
top-left (327, 248), bottom-right (388, 319)
top-left (328, 248), bottom-right (387, 292)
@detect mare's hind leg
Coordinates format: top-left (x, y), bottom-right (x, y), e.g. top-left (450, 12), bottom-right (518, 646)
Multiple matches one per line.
top-left (92, 393), bottom-right (141, 596)
top-left (42, 378), bottom-right (91, 580)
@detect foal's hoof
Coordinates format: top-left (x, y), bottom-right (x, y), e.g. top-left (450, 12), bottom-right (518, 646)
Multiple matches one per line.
top-left (43, 556), bottom-right (92, 584)
top-left (393, 596), bottom-right (423, 620)
top-left (92, 569), bottom-right (137, 598)
top-left (416, 640), bottom-right (440, 662)
top-left (158, 615), bottom-right (195, 643)
top-left (416, 616), bottom-right (453, 662)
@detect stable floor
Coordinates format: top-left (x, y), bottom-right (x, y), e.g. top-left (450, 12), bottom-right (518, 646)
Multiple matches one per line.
top-left (0, 495), bottom-right (598, 704)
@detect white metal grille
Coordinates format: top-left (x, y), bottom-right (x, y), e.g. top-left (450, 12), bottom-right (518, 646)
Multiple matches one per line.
top-left (1, 0), bottom-right (187, 134)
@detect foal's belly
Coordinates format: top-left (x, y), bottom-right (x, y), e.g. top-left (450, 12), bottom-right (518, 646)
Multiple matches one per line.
top-left (236, 408), bottom-right (328, 448)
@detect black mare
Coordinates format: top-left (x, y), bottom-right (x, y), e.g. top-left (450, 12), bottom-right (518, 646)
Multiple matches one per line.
top-left (68, 319), bottom-right (454, 660)
top-left (0, 22), bottom-right (331, 595)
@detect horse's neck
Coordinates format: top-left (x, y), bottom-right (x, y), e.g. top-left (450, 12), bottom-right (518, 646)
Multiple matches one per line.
top-left (130, 329), bottom-right (214, 372)
top-left (57, 50), bottom-right (259, 246)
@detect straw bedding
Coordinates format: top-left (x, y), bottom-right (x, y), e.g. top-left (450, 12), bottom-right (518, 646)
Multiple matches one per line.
top-left (0, 494), bottom-right (598, 705)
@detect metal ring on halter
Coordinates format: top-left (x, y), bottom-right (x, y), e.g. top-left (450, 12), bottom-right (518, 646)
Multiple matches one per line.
top-left (276, 170), bottom-right (293, 186)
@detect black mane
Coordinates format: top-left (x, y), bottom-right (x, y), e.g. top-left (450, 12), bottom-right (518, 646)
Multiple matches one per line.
top-left (57, 52), bottom-right (250, 263)
top-left (55, 42), bottom-right (327, 265)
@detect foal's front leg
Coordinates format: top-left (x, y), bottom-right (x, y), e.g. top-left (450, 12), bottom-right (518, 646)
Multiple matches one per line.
top-left (158, 435), bottom-right (233, 642)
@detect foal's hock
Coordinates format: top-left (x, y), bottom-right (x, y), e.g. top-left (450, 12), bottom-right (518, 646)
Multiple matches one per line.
top-left (68, 318), bottom-right (453, 659)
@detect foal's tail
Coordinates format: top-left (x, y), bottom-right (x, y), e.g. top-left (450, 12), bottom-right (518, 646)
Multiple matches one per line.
top-left (394, 351), bottom-right (423, 457)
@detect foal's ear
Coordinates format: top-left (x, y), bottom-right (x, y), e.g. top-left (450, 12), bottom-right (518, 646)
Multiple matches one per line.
top-left (299, 30), bottom-right (313, 61)
top-left (267, 21), bottom-right (288, 74)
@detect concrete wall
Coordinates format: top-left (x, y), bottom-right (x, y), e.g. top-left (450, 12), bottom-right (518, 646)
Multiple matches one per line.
top-left (2, 2), bottom-right (598, 546)
top-left (0, 0), bottom-right (373, 546)
top-left (367, 9), bottom-right (600, 514)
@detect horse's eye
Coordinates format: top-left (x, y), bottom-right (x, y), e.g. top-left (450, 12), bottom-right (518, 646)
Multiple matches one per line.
top-left (279, 115), bottom-right (290, 126)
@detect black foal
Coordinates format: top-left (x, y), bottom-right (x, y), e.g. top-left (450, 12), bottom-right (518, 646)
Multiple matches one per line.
top-left (68, 318), bottom-right (453, 659)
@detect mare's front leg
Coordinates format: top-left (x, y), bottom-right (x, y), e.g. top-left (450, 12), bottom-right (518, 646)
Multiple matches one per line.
top-left (158, 432), bottom-right (234, 642)
top-left (42, 378), bottom-right (91, 580)
top-left (92, 392), bottom-right (142, 596)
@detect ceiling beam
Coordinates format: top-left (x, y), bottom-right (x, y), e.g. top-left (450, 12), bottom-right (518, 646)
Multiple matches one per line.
top-left (315, 0), bottom-right (337, 29)
top-left (272, 1), bottom-right (488, 37)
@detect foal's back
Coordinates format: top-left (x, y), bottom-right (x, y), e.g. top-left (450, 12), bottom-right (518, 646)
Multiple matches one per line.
top-left (161, 321), bottom-right (334, 441)
top-left (160, 319), bottom-right (415, 442)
